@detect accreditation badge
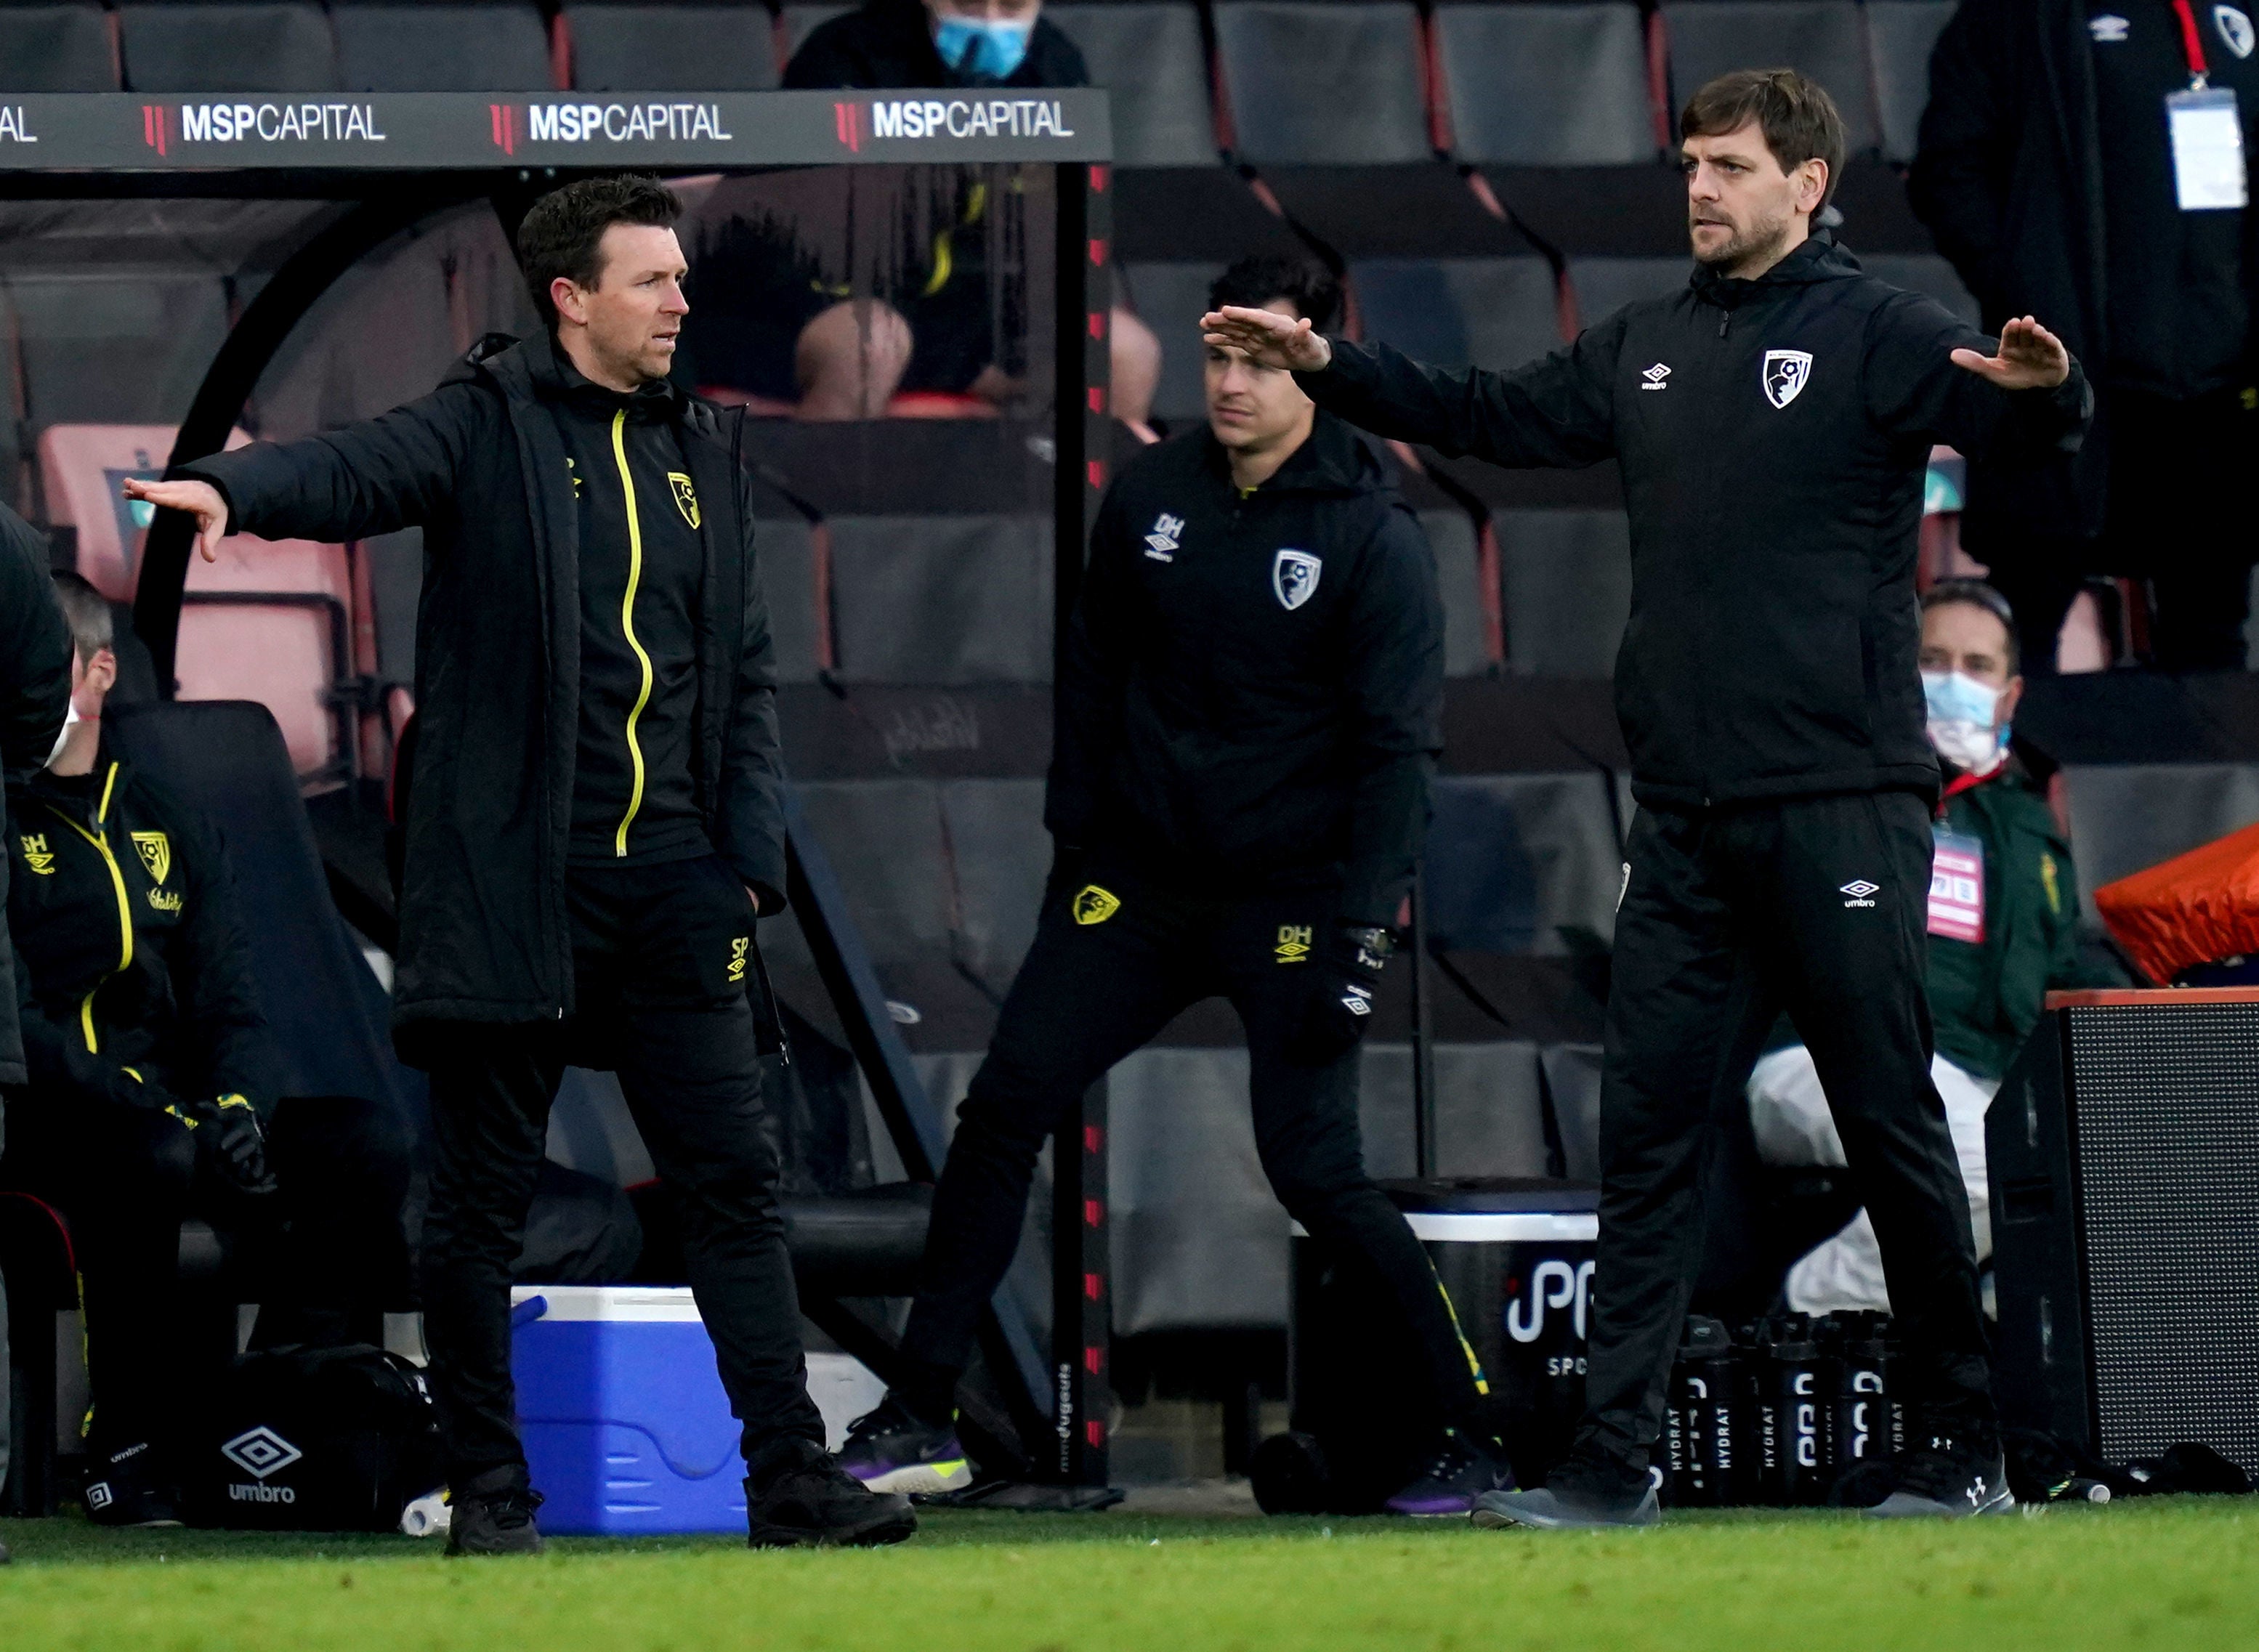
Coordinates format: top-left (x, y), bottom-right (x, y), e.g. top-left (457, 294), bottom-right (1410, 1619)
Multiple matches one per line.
top-left (1928, 827), bottom-right (1985, 944)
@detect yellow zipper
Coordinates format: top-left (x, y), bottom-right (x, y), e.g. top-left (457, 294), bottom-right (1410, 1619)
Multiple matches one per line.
top-left (44, 761), bottom-right (132, 1053)
top-left (609, 408), bottom-right (655, 857)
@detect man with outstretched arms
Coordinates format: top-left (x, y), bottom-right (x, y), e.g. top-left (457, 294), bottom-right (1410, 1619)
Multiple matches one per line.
top-left (1208, 70), bottom-right (2090, 1526)
top-left (124, 175), bottom-right (913, 1554)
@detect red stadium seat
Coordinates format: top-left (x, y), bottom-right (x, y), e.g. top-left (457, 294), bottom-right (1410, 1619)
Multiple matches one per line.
top-left (39, 423), bottom-right (253, 602)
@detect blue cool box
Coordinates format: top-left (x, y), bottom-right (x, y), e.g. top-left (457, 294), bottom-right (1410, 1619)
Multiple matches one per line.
top-left (509, 1285), bottom-right (751, 1536)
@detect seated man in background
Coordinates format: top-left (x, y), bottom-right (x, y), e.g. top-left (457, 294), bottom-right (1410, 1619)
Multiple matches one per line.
top-left (2, 572), bottom-right (411, 1526)
top-left (771, 0), bottom-right (1087, 418)
top-left (1747, 580), bottom-right (2101, 1313)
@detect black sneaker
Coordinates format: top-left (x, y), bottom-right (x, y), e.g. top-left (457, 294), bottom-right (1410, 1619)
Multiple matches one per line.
top-left (747, 1436), bottom-right (918, 1548)
top-left (1865, 1426), bottom-right (2014, 1520)
top-left (446, 1467), bottom-right (546, 1555)
top-left (82, 1441), bottom-right (182, 1528)
top-left (1384, 1429), bottom-right (1517, 1516)
top-left (1471, 1445), bottom-right (1659, 1531)
top-left (834, 1393), bottom-right (973, 1496)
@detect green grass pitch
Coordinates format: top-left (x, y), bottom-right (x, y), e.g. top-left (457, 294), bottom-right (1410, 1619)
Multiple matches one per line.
top-left (4, 1500), bottom-right (2257, 1650)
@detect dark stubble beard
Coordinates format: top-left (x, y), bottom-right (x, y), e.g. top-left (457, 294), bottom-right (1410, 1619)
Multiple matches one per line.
top-left (1691, 211), bottom-right (1791, 276)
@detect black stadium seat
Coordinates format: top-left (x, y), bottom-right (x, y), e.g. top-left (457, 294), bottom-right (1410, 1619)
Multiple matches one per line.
top-left (1120, 259), bottom-right (1225, 423)
top-left (0, 4), bottom-right (119, 92)
top-left (1567, 255), bottom-right (1689, 327)
top-left (1354, 256), bottom-right (1563, 373)
top-left (333, 1), bottom-right (556, 93)
top-left (1212, 0), bottom-right (1434, 166)
top-left (1860, 251), bottom-right (1980, 326)
top-left (778, 3), bottom-right (850, 66)
top-left (1868, 0), bottom-right (1955, 163)
top-left (1432, 1), bottom-right (1658, 166)
top-left (566, 1), bottom-right (780, 92)
top-left (825, 514), bottom-right (1054, 684)
top-left (1660, 1), bottom-right (1883, 155)
top-left (1046, 1), bottom-right (1217, 168)
top-left (1495, 509), bottom-right (1633, 679)
top-left (117, 2), bottom-right (339, 93)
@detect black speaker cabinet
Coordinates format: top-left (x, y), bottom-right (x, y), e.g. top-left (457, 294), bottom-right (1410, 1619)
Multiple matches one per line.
top-left (1989, 989), bottom-right (2259, 1475)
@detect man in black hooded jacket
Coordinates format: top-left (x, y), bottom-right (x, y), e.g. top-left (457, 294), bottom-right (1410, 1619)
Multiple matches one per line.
top-left (1211, 70), bottom-right (2090, 1526)
top-left (125, 177), bottom-right (913, 1555)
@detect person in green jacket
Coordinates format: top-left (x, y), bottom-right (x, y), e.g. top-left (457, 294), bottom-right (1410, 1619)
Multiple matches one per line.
top-left (1747, 578), bottom-right (2103, 1312)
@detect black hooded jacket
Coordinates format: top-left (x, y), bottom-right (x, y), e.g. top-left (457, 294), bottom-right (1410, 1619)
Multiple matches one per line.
top-left (0, 503), bottom-right (74, 1088)
top-left (1910, 0), bottom-right (2259, 544)
top-left (1298, 235), bottom-right (2092, 814)
top-left (784, 0), bottom-right (1088, 89)
top-left (179, 336), bottom-right (786, 1045)
top-left (7, 755), bottom-right (278, 1117)
top-left (1049, 412), bottom-right (1443, 928)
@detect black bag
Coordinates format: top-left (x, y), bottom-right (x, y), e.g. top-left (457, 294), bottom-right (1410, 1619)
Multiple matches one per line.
top-left (185, 1343), bottom-right (443, 1531)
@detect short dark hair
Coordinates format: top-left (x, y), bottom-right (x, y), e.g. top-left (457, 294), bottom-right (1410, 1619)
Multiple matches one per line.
top-left (50, 570), bottom-right (111, 666)
top-left (1922, 578), bottom-right (2021, 673)
top-left (516, 174), bottom-right (683, 328)
top-left (1208, 255), bottom-right (1341, 333)
top-left (1680, 69), bottom-right (1847, 210)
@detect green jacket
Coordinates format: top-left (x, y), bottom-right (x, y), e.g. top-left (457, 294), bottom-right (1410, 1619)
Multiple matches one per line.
top-left (1926, 757), bottom-right (2103, 1080)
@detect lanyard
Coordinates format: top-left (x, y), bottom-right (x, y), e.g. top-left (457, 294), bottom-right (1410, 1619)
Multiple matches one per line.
top-left (2171, 0), bottom-right (2213, 86)
top-left (1935, 766), bottom-right (1997, 819)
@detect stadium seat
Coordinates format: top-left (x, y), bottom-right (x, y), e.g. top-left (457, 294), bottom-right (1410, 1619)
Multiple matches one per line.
top-left (1045, 1), bottom-right (1216, 168)
top-left (1431, 2), bottom-right (1657, 166)
top-left (1567, 256), bottom-right (1688, 329)
top-left (748, 514), bottom-right (823, 685)
top-left (332, 2), bottom-right (557, 93)
top-left (1428, 772), bottom-right (1626, 953)
top-left (1416, 508), bottom-right (1494, 679)
top-left (1494, 508), bottom-right (1633, 678)
top-left (565, 1), bottom-right (779, 91)
top-left (38, 424), bottom-right (252, 601)
top-left (116, 2), bottom-right (339, 92)
top-left (1211, 0), bottom-right (1434, 166)
top-left (1868, 0), bottom-right (1955, 163)
top-left (778, 3), bottom-right (852, 67)
top-left (1354, 257), bottom-right (1562, 372)
top-left (0, 4), bottom-right (120, 92)
top-left (177, 535), bottom-right (355, 777)
top-left (1860, 252), bottom-right (1979, 326)
top-left (1658, 2), bottom-right (1883, 155)
top-left (825, 514), bottom-right (1052, 684)
top-left (1119, 260), bottom-right (1223, 423)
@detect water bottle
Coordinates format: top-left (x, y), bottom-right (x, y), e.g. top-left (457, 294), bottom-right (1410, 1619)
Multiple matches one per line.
top-left (1825, 1313), bottom-right (1894, 1473)
top-left (1664, 1316), bottom-right (1737, 1507)
top-left (1757, 1314), bottom-right (1830, 1506)
top-left (399, 1491), bottom-right (452, 1538)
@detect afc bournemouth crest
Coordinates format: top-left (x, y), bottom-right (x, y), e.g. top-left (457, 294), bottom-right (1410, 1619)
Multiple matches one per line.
top-left (1273, 548), bottom-right (1322, 610)
top-left (668, 471), bottom-right (700, 529)
top-left (2219, 4), bottom-right (2255, 57)
top-left (1072, 885), bottom-right (1121, 926)
top-left (1762, 350), bottom-right (1814, 410)
top-left (132, 830), bottom-right (170, 884)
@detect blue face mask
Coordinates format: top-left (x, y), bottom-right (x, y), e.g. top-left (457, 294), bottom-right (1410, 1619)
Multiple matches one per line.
top-left (1921, 669), bottom-right (2009, 774)
top-left (934, 15), bottom-right (1033, 83)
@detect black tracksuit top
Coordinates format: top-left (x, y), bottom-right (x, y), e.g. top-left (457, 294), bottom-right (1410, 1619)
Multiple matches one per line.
top-left (537, 349), bottom-right (708, 867)
top-left (6, 756), bottom-right (275, 1117)
top-left (1048, 412), bottom-right (1444, 928)
top-left (1300, 235), bottom-right (2092, 814)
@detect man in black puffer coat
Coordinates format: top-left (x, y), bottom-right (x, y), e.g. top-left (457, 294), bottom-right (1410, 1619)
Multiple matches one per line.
top-left (126, 177), bottom-right (912, 1556)
top-left (1211, 70), bottom-right (2090, 1528)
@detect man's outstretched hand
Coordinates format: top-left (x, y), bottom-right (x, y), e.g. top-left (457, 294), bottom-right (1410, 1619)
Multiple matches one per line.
top-left (121, 477), bottom-right (228, 562)
top-left (1200, 305), bottom-right (1333, 373)
top-left (1951, 316), bottom-right (2071, 391)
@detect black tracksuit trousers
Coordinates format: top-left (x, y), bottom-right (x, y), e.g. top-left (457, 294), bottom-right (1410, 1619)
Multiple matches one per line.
top-left (419, 854), bottom-right (824, 1486)
top-left (0, 1091), bottom-right (413, 1456)
top-left (1582, 790), bottom-right (1992, 1479)
top-left (893, 865), bottom-right (1486, 1430)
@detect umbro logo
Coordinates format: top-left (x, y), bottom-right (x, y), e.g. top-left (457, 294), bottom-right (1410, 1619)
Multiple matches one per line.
top-left (1840, 879), bottom-right (1880, 908)
top-left (1640, 363), bottom-right (1671, 391)
top-left (1144, 511), bottom-right (1184, 562)
top-left (221, 1425), bottom-right (304, 1481)
top-left (2089, 12), bottom-right (2129, 40)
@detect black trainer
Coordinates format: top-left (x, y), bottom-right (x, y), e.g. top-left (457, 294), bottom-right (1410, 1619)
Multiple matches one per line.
top-left (747, 1436), bottom-right (918, 1548)
top-left (1471, 1444), bottom-right (1660, 1531)
top-left (446, 1467), bottom-right (546, 1555)
top-left (835, 1393), bottom-right (973, 1495)
top-left (1384, 1429), bottom-right (1517, 1516)
top-left (1865, 1425), bottom-right (2014, 1520)
top-left (82, 1440), bottom-right (182, 1528)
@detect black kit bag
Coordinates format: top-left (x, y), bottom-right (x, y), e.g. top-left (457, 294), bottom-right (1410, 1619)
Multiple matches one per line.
top-left (185, 1343), bottom-right (443, 1531)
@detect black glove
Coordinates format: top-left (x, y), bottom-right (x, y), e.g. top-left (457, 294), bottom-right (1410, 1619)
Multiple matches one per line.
top-left (1289, 923), bottom-right (1394, 1066)
top-left (181, 1093), bottom-right (277, 1196)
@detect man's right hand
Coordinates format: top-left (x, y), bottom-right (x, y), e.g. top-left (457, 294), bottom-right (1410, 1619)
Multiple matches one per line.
top-left (121, 477), bottom-right (228, 563)
top-left (1201, 306), bottom-right (1333, 373)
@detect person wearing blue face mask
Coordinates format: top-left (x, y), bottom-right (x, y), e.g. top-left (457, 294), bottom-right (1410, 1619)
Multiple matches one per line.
top-left (785, 0), bottom-right (1085, 97)
top-left (1745, 580), bottom-right (2117, 1339)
